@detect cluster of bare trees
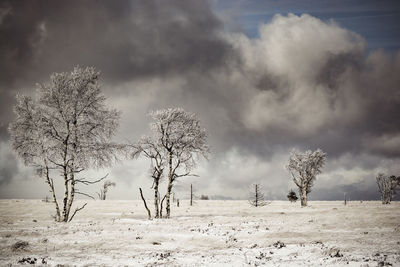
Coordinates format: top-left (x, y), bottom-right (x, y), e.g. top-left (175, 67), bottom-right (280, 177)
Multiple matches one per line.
top-left (8, 66), bottom-right (397, 224)
top-left (9, 67), bottom-right (123, 222)
top-left (376, 173), bottom-right (400, 204)
top-left (9, 67), bottom-right (210, 222)
top-left (284, 149), bottom-right (399, 206)
top-left (132, 108), bottom-right (209, 219)
top-left (97, 180), bottom-right (116, 200)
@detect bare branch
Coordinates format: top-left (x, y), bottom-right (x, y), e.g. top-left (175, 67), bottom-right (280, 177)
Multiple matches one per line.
top-left (75, 173), bottom-right (109, 185)
top-left (68, 203), bottom-right (87, 222)
top-left (75, 190), bottom-right (95, 200)
top-left (139, 188), bottom-right (152, 220)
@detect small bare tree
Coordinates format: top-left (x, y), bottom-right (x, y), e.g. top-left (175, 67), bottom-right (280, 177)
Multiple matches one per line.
top-left (286, 149), bottom-right (326, 207)
top-left (376, 173), bottom-right (399, 204)
top-left (248, 183), bottom-right (269, 207)
top-left (9, 67), bottom-right (122, 222)
top-left (148, 108), bottom-right (209, 218)
top-left (97, 180), bottom-right (116, 200)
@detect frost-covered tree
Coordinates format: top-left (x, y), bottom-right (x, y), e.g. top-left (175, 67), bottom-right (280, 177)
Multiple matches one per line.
top-left (286, 149), bottom-right (326, 207)
top-left (149, 108), bottom-right (209, 218)
top-left (98, 180), bottom-right (116, 200)
top-left (376, 173), bottom-right (399, 204)
top-left (131, 136), bottom-right (165, 218)
top-left (248, 183), bottom-right (269, 207)
top-left (9, 66), bottom-right (122, 222)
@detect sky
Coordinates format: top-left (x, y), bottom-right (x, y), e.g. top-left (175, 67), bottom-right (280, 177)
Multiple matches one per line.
top-left (0, 0), bottom-right (400, 201)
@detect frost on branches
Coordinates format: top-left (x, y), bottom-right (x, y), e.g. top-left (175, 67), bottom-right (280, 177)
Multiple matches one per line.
top-left (8, 66), bottom-right (123, 222)
top-left (98, 180), bottom-right (116, 200)
top-left (134, 108), bottom-right (209, 218)
top-left (376, 173), bottom-right (399, 204)
top-left (286, 149), bottom-right (326, 207)
top-left (248, 183), bottom-right (269, 207)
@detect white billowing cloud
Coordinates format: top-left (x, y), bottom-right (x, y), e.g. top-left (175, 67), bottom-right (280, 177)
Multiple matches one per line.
top-left (226, 14), bottom-right (367, 134)
top-left (257, 14), bottom-right (365, 82)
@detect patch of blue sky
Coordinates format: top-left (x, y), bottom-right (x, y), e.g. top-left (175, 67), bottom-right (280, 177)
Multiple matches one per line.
top-left (212, 0), bottom-right (400, 52)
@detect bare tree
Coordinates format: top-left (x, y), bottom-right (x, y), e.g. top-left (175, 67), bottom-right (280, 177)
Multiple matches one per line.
top-left (149, 108), bottom-right (209, 218)
top-left (248, 183), bottom-right (269, 207)
top-left (97, 180), bottom-right (116, 200)
top-left (286, 149), bottom-right (326, 207)
top-left (9, 66), bottom-right (122, 222)
top-left (376, 173), bottom-right (399, 204)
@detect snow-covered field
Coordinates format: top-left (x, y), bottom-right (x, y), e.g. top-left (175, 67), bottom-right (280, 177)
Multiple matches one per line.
top-left (0, 200), bottom-right (399, 266)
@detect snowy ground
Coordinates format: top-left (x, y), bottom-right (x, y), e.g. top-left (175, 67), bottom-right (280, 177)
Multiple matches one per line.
top-left (0, 200), bottom-right (399, 266)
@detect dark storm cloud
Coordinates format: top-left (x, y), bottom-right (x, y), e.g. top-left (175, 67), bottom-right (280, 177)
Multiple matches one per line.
top-left (0, 0), bottom-right (399, 200)
top-left (0, 0), bottom-right (232, 82)
top-left (0, 0), bottom-right (234, 188)
top-left (0, 0), bottom-right (234, 140)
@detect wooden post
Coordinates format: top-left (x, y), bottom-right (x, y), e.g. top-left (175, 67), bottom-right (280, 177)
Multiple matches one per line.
top-left (190, 184), bottom-right (193, 206)
top-left (255, 184), bottom-right (258, 207)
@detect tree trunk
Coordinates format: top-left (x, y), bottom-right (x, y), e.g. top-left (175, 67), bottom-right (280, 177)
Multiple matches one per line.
top-left (65, 168), bottom-right (75, 222)
top-left (154, 178), bottom-right (160, 218)
top-left (299, 187), bottom-right (307, 207)
top-left (160, 194), bottom-right (166, 218)
top-left (62, 123), bottom-right (70, 222)
top-left (382, 192), bottom-right (391, 204)
top-left (165, 180), bottom-right (173, 218)
top-left (62, 165), bottom-right (69, 222)
top-left (165, 151), bottom-right (173, 218)
top-left (45, 165), bottom-right (61, 222)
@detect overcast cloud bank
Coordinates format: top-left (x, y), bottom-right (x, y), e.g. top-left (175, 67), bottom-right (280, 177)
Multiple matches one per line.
top-left (0, 1), bottom-right (399, 200)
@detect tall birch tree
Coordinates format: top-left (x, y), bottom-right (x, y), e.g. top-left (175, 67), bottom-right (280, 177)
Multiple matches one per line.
top-left (9, 66), bottom-right (122, 222)
top-left (149, 108), bottom-right (209, 218)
